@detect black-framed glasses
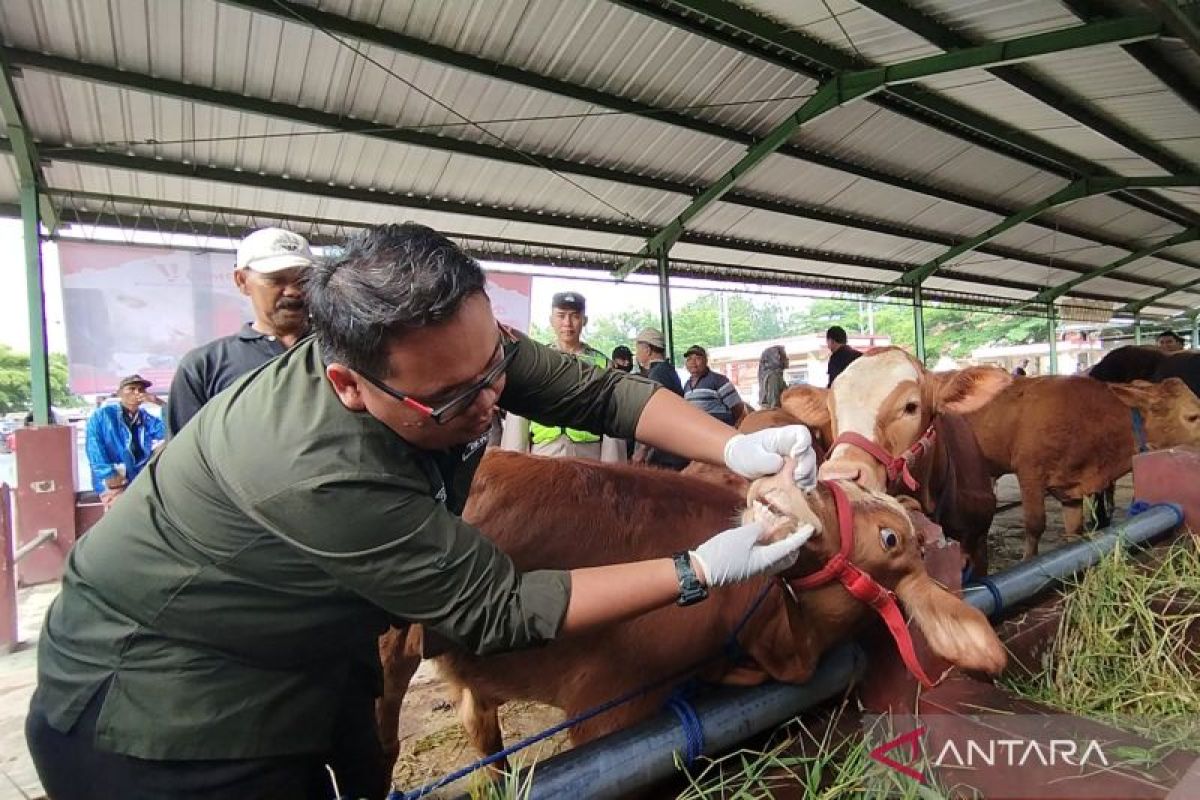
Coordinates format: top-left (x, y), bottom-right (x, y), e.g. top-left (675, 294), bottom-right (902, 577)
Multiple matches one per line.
top-left (359, 334), bottom-right (517, 425)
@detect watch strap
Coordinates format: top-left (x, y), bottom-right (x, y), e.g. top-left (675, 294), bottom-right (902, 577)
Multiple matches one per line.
top-left (672, 551), bottom-right (709, 607)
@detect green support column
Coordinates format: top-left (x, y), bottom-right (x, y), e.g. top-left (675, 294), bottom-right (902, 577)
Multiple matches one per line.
top-left (912, 284), bottom-right (926, 366)
top-left (1047, 305), bottom-right (1059, 375)
top-left (22, 181), bottom-right (51, 425)
top-left (1134, 314), bottom-right (1143, 344)
top-left (656, 247), bottom-right (674, 364)
top-left (1192, 314), bottom-right (1199, 348)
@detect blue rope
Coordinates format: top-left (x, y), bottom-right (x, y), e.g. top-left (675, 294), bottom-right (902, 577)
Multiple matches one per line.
top-left (1131, 408), bottom-right (1148, 453)
top-left (969, 576), bottom-right (1004, 619)
top-left (666, 695), bottom-right (706, 767)
top-left (1128, 500), bottom-right (1152, 517)
top-left (390, 580), bottom-right (778, 799)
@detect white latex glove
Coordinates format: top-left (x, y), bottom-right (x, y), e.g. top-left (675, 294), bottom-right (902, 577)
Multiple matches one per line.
top-left (723, 425), bottom-right (818, 487)
top-left (690, 520), bottom-right (815, 588)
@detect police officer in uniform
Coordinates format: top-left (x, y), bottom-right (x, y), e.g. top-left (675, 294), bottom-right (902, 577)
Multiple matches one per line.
top-left (504, 291), bottom-right (626, 461)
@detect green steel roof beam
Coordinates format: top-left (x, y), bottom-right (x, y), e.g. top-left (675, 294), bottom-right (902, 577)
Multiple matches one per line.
top-left (857, 0), bottom-right (1197, 181)
top-left (615, 14), bottom-right (1169, 278)
top-left (1060, 0), bottom-right (1200, 115)
top-left (870, 174), bottom-right (1200, 298)
top-left (1140, 0), bottom-right (1200, 57)
top-left (1010, 227), bottom-right (1200, 312)
top-left (1119, 275), bottom-right (1200, 315)
top-left (621, 0), bottom-right (1200, 231)
top-left (19, 47), bottom-right (1200, 296)
top-left (11, 140), bottom-right (1192, 310)
top-left (0, 52), bottom-right (58, 232)
top-left (9, 47), bottom-right (1143, 272)
top-left (34, 191), bottom-right (1172, 310)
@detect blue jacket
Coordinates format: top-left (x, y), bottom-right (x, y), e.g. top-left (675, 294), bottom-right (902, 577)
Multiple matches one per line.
top-left (85, 405), bottom-right (165, 494)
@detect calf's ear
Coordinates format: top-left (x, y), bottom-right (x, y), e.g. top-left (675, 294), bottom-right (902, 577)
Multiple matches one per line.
top-left (781, 386), bottom-right (831, 428)
top-left (1106, 380), bottom-right (1157, 409)
top-left (895, 575), bottom-right (1007, 675)
top-left (929, 366), bottom-right (1011, 415)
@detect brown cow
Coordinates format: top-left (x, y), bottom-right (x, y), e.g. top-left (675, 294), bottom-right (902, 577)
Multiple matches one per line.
top-left (966, 376), bottom-right (1200, 558)
top-left (1085, 347), bottom-right (1198, 528)
top-left (778, 349), bottom-right (1011, 574)
top-left (427, 450), bottom-right (1003, 768)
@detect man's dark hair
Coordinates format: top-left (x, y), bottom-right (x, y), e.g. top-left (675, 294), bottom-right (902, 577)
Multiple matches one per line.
top-left (826, 326), bottom-right (848, 345)
top-left (1158, 330), bottom-right (1184, 344)
top-left (308, 223), bottom-right (487, 375)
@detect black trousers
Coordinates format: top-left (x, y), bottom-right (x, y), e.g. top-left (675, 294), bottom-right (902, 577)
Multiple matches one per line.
top-left (26, 684), bottom-right (390, 800)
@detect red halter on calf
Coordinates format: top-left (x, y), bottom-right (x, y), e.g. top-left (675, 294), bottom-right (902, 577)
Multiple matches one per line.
top-left (829, 422), bottom-right (938, 492)
top-left (781, 480), bottom-right (937, 688)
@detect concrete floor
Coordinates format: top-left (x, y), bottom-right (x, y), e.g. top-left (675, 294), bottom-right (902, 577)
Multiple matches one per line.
top-left (1, 584), bottom-right (56, 800)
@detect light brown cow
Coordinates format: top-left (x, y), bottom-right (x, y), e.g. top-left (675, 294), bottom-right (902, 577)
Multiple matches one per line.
top-left (965, 376), bottom-right (1200, 558)
top-left (777, 348), bottom-right (1010, 573)
top-left (421, 450), bottom-right (1003, 767)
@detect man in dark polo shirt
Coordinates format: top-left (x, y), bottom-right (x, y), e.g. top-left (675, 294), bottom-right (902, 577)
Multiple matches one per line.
top-left (825, 325), bottom-right (863, 386)
top-left (166, 227), bottom-right (315, 435)
top-left (26, 224), bottom-right (817, 800)
top-left (683, 344), bottom-right (746, 426)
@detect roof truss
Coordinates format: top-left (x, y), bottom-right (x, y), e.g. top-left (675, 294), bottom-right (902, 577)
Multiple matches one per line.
top-left (615, 13), bottom-right (1176, 276)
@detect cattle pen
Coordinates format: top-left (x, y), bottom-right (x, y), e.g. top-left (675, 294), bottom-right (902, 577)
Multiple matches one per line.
top-left (2, 1), bottom-right (1200, 799)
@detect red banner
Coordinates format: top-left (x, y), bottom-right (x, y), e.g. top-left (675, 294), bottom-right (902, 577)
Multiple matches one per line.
top-left (58, 241), bottom-right (532, 395)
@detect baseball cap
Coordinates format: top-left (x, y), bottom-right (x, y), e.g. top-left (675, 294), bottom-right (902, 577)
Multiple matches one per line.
top-left (636, 327), bottom-right (666, 350)
top-left (119, 374), bottom-right (152, 391)
top-left (611, 345), bottom-right (633, 360)
top-left (683, 345), bottom-right (707, 358)
top-left (552, 292), bottom-right (586, 312)
top-left (236, 228), bottom-right (315, 274)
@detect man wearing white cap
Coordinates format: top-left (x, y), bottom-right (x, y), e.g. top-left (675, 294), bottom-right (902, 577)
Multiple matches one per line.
top-left (167, 228), bottom-right (315, 435)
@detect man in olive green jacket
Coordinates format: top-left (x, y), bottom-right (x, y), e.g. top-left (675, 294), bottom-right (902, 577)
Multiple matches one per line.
top-left (27, 223), bottom-right (817, 800)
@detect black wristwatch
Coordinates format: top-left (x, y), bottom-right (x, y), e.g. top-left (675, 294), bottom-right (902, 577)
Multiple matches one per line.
top-left (672, 551), bottom-right (709, 607)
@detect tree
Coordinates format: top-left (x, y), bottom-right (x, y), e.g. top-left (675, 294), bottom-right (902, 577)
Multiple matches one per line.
top-left (584, 309), bottom-right (657, 357)
top-left (0, 346), bottom-right (84, 413)
top-left (787, 299), bottom-right (1046, 362)
top-left (671, 294), bottom-right (791, 351)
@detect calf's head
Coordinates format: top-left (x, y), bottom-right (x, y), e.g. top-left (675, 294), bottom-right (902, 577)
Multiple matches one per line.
top-left (742, 464), bottom-right (1006, 681)
top-left (1108, 377), bottom-right (1200, 449)
top-left (782, 348), bottom-right (1010, 492)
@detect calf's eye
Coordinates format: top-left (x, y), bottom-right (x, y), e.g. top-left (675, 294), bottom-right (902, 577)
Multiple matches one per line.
top-left (880, 528), bottom-right (899, 549)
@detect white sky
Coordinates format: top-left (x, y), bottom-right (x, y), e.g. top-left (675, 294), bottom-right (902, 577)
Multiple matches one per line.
top-left (1, 218), bottom-right (67, 353)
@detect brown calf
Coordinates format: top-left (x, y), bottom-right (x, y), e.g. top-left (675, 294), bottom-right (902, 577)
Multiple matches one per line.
top-left (423, 451), bottom-right (1003, 768)
top-left (778, 348), bottom-right (1010, 573)
top-left (966, 376), bottom-right (1200, 557)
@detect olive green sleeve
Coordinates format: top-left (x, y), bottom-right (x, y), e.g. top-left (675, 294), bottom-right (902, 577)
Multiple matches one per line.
top-left (500, 331), bottom-right (660, 439)
top-left (249, 473), bottom-right (571, 655)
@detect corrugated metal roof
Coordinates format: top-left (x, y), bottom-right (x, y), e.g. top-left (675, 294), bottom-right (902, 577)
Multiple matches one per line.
top-left (0, 0), bottom-right (1196, 318)
top-left (746, 0), bottom-right (942, 64)
top-left (903, 0), bottom-right (1082, 42)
